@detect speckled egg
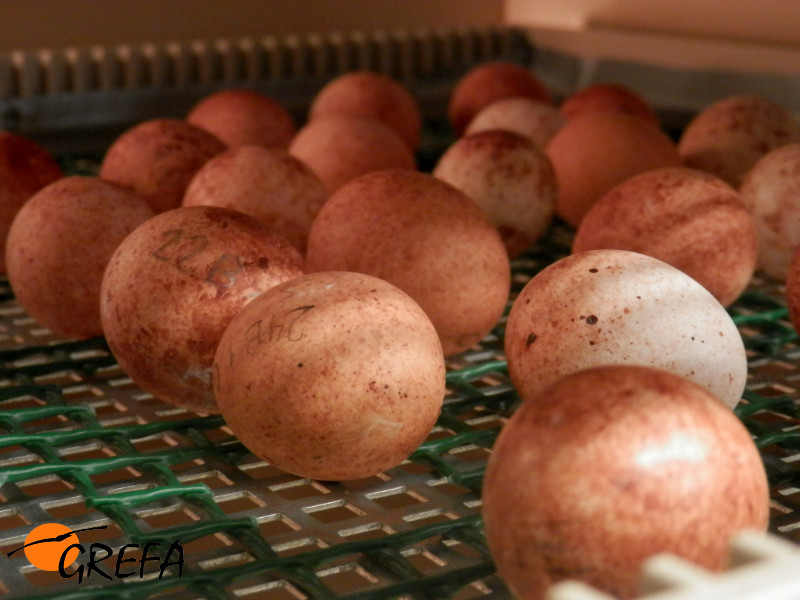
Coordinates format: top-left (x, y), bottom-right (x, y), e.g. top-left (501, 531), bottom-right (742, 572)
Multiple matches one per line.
top-left (483, 364), bottom-right (769, 600)
top-left (186, 88), bottom-right (297, 149)
top-left (739, 143), bottom-right (800, 281)
top-left (100, 205), bottom-right (305, 413)
top-left (182, 145), bottom-right (328, 255)
top-left (464, 97), bottom-right (565, 149)
top-left (100, 118), bottom-right (226, 212)
top-left (573, 167), bottom-right (758, 306)
top-left (504, 249), bottom-right (748, 409)
top-left (433, 129), bottom-right (557, 257)
top-left (6, 176), bottom-right (155, 339)
top-left (213, 270), bottom-right (445, 481)
top-left (678, 94), bottom-right (800, 187)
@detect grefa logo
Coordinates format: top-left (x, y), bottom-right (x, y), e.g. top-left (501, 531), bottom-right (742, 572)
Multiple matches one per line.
top-left (8, 522), bottom-right (184, 583)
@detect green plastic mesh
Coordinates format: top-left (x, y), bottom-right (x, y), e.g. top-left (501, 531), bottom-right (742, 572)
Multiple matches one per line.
top-left (2, 171), bottom-right (800, 600)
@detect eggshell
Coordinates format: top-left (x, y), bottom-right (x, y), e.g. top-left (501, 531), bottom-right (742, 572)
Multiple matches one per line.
top-left (678, 94), bottom-right (800, 187)
top-left (782, 247), bottom-right (800, 335)
top-left (99, 118), bottom-right (226, 213)
top-left (213, 270), bottom-right (445, 481)
top-left (288, 114), bottom-right (416, 193)
top-left (504, 249), bottom-right (748, 409)
top-left (433, 130), bottom-right (557, 257)
top-left (559, 82), bottom-right (660, 125)
top-left (482, 364), bottom-right (769, 600)
top-left (186, 88), bottom-right (296, 149)
top-left (306, 169), bottom-right (511, 357)
top-left (0, 131), bottom-right (63, 273)
top-left (309, 71), bottom-right (422, 152)
top-left (448, 61), bottom-right (552, 136)
top-left (739, 143), bottom-right (800, 281)
top-left (545, 112), bottom-right (681, 227)
top-left (464, 96), bottom-right (565, 149)
top-left (573, 167), bottom-right (757, 306)
top-left (6, 176), bottom-right (156, 339)
top-left (182, 145), bottom-right (328, 255)
top-left (100, 205), bottom-right (305, 413)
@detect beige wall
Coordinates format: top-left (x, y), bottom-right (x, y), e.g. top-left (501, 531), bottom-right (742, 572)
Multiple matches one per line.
top-left (0, 0), bottom-right (505, 51)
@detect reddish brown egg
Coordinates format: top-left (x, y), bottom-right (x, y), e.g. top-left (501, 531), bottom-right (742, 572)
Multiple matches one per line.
top-left (678, 94), bottom-right (800, 187)
top-left (0, 131), bottom-right (63, 273)
top-left (448, 61), bottom-right (552, 136)
top-left (560, 82), bottom-right (660, 125)
top-left (546, 112), bottom-right (681, 227)
top-left (483, 365), bottom-right (769, 600)
top-left (309, 71), bottom-right (422, 152)
top-left (739, 143), bottom-right (800, 281)
top-left (99, 118), bottom-right (226, 213)
top-left (783, 246), bottom-right (800, 336)
top-left (573, 167), bottom-right (757, 306)
top-left (306, 169), bottom-right (510, 357)
top-left (464, 96), bottom-right (565, 149)
top-left (6, 176), bottom-right (156, 339)
top-left (182, 145), bottom-right (328, 255)
top-left (433, 130), bottom-right (557, 257)
top-left (213, 270), bottom-right (445, 481)
top-left (100, 206), bottom-right (305, 413)
top-left (288, 114), bottom-right (416, 193)
top-left (186, 88), bottom-right (297, 149)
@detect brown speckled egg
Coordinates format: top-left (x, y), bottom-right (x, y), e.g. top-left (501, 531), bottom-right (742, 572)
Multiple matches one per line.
top-left (288, 114), bottom-right (416, 194)
top-left (573, 167), bottom-right (757, 306)
top-left (186, 88), bottom-right (296, 149)
top-left (678, 94), bottom-right (800, 187)
top-left (739, 143), bottom-right (800, 281)
top-left (306, 170), bottom-right (511, 357)
top-left (546, 111), bottom-right (681, 227)
top-left (464, 97), bottom-right (565, 149)
top-left (433, 130), bottom-right (557, 258)
top-left (213, 270), bottom-right (445, 481)
top-left (560, 82), bottom-right (660, 125)
top-left (0, 131), bottom-right (63, 273)
top-left (504, 249), bottom-right (748, 409)
top-left (309, 71), bottom-right (422, 152)
top-left (182, 145), bottom-right (328, 255)
top-left (448, 61), bottom-right (552, 136)
top-left (6, 176), bottom-right (156, 339)
top-left (100, 205), bottom-right (305, 413)
top-left (100, 118), bottom-right (226, 213)
top-left (482, 365), bottom-right (769, 600)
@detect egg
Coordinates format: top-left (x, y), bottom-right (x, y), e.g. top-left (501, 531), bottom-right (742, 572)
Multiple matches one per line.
top-left (573, 167), bottom-right (758, 307)
top-left (482, 364), bottom-right (769, 600)
top-left (678, 94), bottom-right (800, 187)
top-left (433, 129), bottom-right (557, 258)
top-left (186, 87), bottom-right (297, 149)
top-left (100, 205), bottom-right (305, 413)
top-left (99, 118), bottom-right (226, 213)
top-left (182, 145), bottom-right (328, 255)
top-left (504, 249), bottom-right (748, 409)
top-left (306, 169), bottom-right (511, 357)
top-left (6, 176), bottom-right (156, 339)
top-left (739, 143), bottom-right (800, 281)
top-left (0, 131), bottom-right (63, 273)
top-left (545, 112), bottom-right (681, 227)
top-left (559, 82), bottom-right (660, 125)
top-left (309, 71), bottom-right (422, 152)
top-left (288, 114), bottom-right (416, 194)
top-left (448, 61), bottom-right (552, 136)
top-left (782, 246), bottom-right (800, 336)
top-left (464, 97), bottom-right (565, 149)
top-left (213, 270), bottom-right (445, 481)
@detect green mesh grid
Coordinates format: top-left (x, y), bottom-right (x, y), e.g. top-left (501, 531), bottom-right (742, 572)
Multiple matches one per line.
top-left (2, 176), bottom-right (800, 599)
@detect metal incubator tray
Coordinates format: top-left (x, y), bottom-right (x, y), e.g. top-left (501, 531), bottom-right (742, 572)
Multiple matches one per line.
top-left (1, 25), bottom-right (800, 600)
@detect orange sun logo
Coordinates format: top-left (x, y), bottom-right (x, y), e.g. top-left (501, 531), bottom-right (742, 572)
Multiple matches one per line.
top-left (22, 523), bottom-right (82, 571)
